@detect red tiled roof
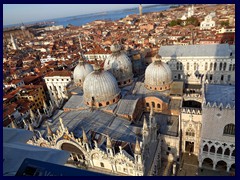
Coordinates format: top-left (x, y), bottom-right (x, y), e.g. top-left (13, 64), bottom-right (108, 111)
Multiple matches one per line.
top-left (45, 70), bottom-right (72, 77)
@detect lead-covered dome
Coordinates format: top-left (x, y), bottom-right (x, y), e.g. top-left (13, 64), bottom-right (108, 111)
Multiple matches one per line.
top-left (144, 57), bottom-right (172, 91)
top-left (73, 59), bottom-right (93, 87)
top-left (83, 66), bottom-right (121, 107)
top-left (104, 43), bottom-right (133, 87)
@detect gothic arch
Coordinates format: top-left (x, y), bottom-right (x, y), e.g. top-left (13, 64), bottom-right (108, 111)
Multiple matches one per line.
top-left (217, 147), bottom-right (223, 155)
top-left (216, 160), bottom-right (227, 171)
top-left (230, 163), bottom-right (235, 172)
top-left (202, 157), bottom-right (213, 169)
top-left (224, 148), bottom-right (230, 156)
top-left (210, 146), bottom-right (215, 153)
top-left (203, 144), bottom-right (208, 152)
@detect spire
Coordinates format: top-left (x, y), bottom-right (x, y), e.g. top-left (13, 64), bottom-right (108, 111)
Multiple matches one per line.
top-left (135, 138), bottom-right (141, 155)
top-left (43, 99), bottom-right (47, 109)
top-left (11, 120), bottom-right (17, 129)
top-left (28, 122), bottom-right (34, 132)
top-left (82, 128), bottom-right (88, 143)
top-left (29, 109), bottom-right (35, 119)
top-left (139, 4), bottom-right (143, 16)
top-left (143, 115), bottom-right (148, 131)
top-left (46, 123), bottom-right (53, 137)
top-left (106, 135), bottom-right (112, 148)
top-left (37, 109), bottom-right (41, 116)
top-left (59, 117), bottom-right (65, 130)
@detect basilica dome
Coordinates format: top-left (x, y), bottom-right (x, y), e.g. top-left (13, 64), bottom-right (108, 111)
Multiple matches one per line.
top-left (104, 43), bottom-right (133, 87)
top-left (144, 56), bottom-right (172, 91)
top-left (83, 66), bottom-right (121, 107)
top-left (73, 60), bottom-right (93, 87)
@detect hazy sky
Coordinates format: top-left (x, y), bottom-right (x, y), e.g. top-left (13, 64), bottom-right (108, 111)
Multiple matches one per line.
top-left (3, 4), bottom-right (154, 26)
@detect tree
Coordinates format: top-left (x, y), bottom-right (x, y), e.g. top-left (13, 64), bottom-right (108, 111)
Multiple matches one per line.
top-left (220, 21), bottom-right (229, 27)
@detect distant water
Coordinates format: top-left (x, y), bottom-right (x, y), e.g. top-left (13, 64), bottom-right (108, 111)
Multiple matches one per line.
top-left (4, 5), bottom-right (171, 28)
top-left (52, 5), bottom-right (171, 27)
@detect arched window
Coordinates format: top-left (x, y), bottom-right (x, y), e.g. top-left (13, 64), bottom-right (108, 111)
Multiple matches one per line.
top-left (219, 62), bottom-right (223, 71)
top-left (223, 62), bottom-right (227, 71)
top-left (100, 162), bottom-right (104, 167)
top-left (229, 64), bottom-right (232, 71)
top-left (205, 62), bottom-right (208, 70)
top-left (194, 62), bottom-right (197, 70)
top-left (224, 148), bottom-right (230, 156)
top-left (152, 102), bottom-right (155, 108)
top-left (186, 128), bottom-right (195, 137)
top-left (210, 63), bottom-right (213, 71)
top-left (176, 62), bottom-right (179, 70)
top-left (187, 62), bottom-right (189, 70)
top-left (99, 103), bottom-right (103, 107)
top-left (223, 124), bottom-right (235, 135)
top-left (203, 144), bottom-right (208, 152)
top-left (232, 149), bottom-right (235, 157)
top-left (180, 63), bottom-right (183, 70)
top-left (210, 146), bottom-right (215, 153)
top-left (146, 102), bottom-right (149, 107)
top-left (232, 64), bottom-right (235, 71)
top-left (106, 102), bottom-right (109, 105)
top-left (214, 62), bottom-right (217, 71)
top-left (217, 147), bottom-right (223, 154)
top-left (157, 104), bottom-right (160, 108)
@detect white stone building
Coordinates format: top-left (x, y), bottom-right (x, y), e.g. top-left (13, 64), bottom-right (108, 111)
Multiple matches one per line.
top-left (159, 44), bottom-right (235, 85)
top-left (44, 71), bottom-right (72, 107)
top-left (187, 5), bottom-right (194, 18)
top-left (200, 14), bottom-right (216, 30)
top-left (199, 84), bottom-right (235, 172)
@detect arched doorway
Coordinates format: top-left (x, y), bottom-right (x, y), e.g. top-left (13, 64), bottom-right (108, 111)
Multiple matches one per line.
top-left (215, 160), bottom-right (227, 171)
top-left (61, 143), bottom-right (86, 167)
top-left (202, 158), bottom-right (213, 169)
top-left (230, 163), bottom-right (235, 172)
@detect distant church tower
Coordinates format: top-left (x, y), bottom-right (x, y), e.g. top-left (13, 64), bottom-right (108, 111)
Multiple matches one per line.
top-left (139, 4), bottom-right (143, 16)
top-left (187, 4), bottom-right (194, 18)
top-left (10, 34), bottom-right (18, 50)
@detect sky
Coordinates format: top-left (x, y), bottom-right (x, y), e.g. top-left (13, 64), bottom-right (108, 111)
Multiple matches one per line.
top-left (3, 4), bottom-right (154, 26)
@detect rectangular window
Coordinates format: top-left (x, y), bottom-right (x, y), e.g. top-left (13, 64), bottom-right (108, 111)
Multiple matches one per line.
top-left (227, 75), bottom-right (231, 81)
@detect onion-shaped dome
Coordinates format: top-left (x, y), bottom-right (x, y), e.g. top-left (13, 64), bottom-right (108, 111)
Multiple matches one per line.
top-left (73, 59), bottom-right (93, 87)
top-left (104, 43), bottom-right (133, 87)
top-left (144, 56), bottom-right (172, 91)
top-left (83, 65), bottom-right (121, 107)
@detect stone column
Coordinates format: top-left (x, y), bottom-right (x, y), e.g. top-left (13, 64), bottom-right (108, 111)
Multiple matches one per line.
top-left (213, 162), bottom-right (216, 170)
top-left (199, 160), bottom-right (202, 168)
top-left (172, 163), bottom-right (176, 175)
top-left (227, 164), bottom-right (231, 172)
